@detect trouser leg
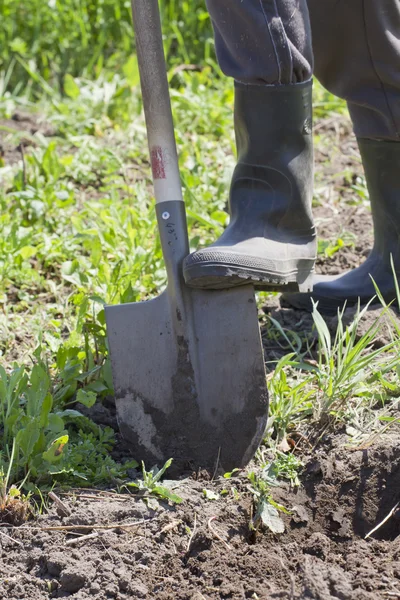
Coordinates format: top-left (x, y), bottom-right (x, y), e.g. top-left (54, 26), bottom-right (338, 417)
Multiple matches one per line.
top-left (308, 0), bottom-right (400, 140)
top-left (205, 0), bottom-right (313, 84)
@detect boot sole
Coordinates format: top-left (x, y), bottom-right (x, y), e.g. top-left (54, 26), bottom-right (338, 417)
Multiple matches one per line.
top-left (184, 258), bottom-right (315, 293)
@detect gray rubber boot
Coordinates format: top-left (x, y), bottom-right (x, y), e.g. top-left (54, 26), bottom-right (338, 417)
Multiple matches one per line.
top-left (281, 139), bottom-right (400, 315)
top-left (183, 81), bottom-right (316, 292)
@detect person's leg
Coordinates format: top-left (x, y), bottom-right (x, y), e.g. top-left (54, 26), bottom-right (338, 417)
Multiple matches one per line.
top-left (282, 0), bottom-right (400, 313)
top-left (183, 1), bottom-right (317, 292)
top-left (206, 0), bottom-right (313, 85)
top-left (310, 0), bottom-right (400, 141)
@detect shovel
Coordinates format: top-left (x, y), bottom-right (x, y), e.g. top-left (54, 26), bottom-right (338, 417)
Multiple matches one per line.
top-left (105, 0), bottom-right (269, 473)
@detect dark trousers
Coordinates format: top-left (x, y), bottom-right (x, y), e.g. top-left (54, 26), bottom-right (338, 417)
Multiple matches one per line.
top-left (206, 0), bottom-right (400, 140)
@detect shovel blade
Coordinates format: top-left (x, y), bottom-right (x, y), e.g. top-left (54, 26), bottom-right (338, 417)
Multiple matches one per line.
top-left (105, 285), bottom-right (268, 472)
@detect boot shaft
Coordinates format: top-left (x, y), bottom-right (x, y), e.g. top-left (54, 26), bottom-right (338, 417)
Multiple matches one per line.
top-left (230, 82), bottom-right (315, 239)
top-left (358, 138), bottom-right (400, 262)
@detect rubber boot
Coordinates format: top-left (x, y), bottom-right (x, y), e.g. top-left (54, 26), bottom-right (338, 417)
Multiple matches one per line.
top-left (281, 139), bottom-right (400, 315)
top-left (183, 81), bottom-right (316, 292)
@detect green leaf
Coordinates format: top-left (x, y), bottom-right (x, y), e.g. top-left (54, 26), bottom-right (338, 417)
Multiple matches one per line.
top-left (210, 210), bottom-right (228, 225)
top-left (18, 246), bottom-right (37, 260)
top-left (203, 488), bottom-right (219, 501)
top-left (61, 260), bottom-right (85, 287)
top-left (151, 458), bottom-right (173, 483)
top-left (31, 431), bottom-right (46, 457)
top-left (89, 295), bottom-right (106, 306)
top-left (64, 74), bottom-right (80, 99)
top-left (56, 409), bottom-right (84, 419)
top-left (42, 141), bottom-right (62, 181)
top-left (153, 486), bottom-right (183, 504)
top-left (379, 416), bottom-right (400, 424)
top-left (76, 295), bottom-right (89, 333)
top-left (86, 380), bottom-right (108, 394)
top-left (10, 37), bottom-right (27, 54)
top-left (8, 486), bottom-right (21, 498)
top-left (76, 389), bottom-right (97, 408)
top-left (47, 465), bottom-right (76, 476)
top-left (123, 55), bottom-right (140, 87)
top-left (27, 364), bottom-right (50, 418)
top-left (121, 283), bottom-right (137, 304)
top-left (223, 468), bottom-right (240, 479)
top-left (39, 393), bottom-right (53, 428)
top-left (42, 434), bottom-right (69, 463)
top-left (125, 481), bottom-right (140, 490)
top-left (268, 498), bottom-right (291, 515)
top-left (16, 421), bottom-right (41, 461)
top-left (257, 499), bottom-right (285, 534)
top-left (47, 413), bottom-right (65, 433)
top-left (90, 236), bottom-right (102, 267)
top-left (44, 332), bottom-right (62, 353)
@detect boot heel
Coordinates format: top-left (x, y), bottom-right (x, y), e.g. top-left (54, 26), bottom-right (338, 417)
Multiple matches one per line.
top-left (297, 272), bottom-right (314, 293)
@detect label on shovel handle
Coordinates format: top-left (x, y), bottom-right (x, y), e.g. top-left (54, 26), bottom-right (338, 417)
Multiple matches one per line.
top-left (151, 146), bottom-right (166, 180)
top-left (149, 145), bottom-right (183, 203)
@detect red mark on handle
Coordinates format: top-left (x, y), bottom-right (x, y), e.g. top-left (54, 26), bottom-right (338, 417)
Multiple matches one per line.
top-left (151, 146), bottom-right (166, 179)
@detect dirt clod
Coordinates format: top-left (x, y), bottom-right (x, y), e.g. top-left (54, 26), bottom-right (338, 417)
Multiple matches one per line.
top-left (59, 569), bottom-right (89, 593)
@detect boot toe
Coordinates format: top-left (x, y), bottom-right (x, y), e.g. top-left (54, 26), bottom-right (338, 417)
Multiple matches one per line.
top-left (183, 247), bottom-right (271, 289)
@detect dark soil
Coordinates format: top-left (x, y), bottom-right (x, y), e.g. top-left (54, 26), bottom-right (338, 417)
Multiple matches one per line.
top-left (0, 111), bottom-right (56, 167)
top-left (1, 434), bottom-right (400, 600)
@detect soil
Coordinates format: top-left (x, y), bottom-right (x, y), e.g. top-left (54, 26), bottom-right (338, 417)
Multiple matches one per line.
top-left (1, 433), bottom-right (400, 600)
top-left (2, 110), bottom-right (400, 599)
top-left (1, 111), bottom-right (56, 166)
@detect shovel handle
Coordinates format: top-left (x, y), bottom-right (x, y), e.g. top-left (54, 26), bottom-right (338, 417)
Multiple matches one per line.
top-left (131, 0), bottom-right (190, 277)
top-left (131, 0), bottom-right (183, 205)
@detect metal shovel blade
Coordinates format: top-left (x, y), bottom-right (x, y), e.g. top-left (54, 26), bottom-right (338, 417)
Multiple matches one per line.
top-left (105, 284), bottom-right (268, 473)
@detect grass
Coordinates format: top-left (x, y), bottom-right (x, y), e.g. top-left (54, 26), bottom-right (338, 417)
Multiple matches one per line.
top-left (0, 0), bottom-right (213, 92)
top-left (1, 1), bottom-right (399, 517)
top-left (267, 300), bottom-right (400, 442)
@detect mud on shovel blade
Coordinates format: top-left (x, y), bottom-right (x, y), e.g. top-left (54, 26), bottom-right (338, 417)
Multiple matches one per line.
top-left (105, 0), bottom-right (269, 472)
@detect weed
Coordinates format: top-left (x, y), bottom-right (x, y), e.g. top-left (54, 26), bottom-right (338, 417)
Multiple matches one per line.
top-left (124, 459), bottom-right (183, 505)
top-left (0, 475), bottom-right (31, 525)
top-left (0, 351), bottom-right (136, 489)
top-left (311, 301), bottom-right (398, 421)
top-left (267, 453), bottom-right (303, 488)
top-left (266, 295), bottom-right (400, 447)
top-left (318, 232), bottom-right (355, 258)
top-left (0, 444), bottom-right (31, 525)
top-left (268, 353), bottom-right (314, 443)
top-left (247, 470), bottom-right (289, 535)
top-left (247, 450), bottom-right (305, 534)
